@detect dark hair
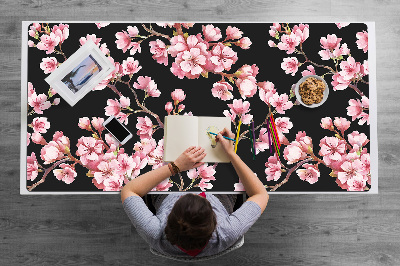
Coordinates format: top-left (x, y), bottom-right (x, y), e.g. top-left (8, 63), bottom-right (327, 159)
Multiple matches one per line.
top-left (165, 193), bottom-right (217, 250)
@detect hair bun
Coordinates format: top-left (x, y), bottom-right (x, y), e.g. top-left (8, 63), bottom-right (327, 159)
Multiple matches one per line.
top-left (177, 219), bottom-right (188, 231)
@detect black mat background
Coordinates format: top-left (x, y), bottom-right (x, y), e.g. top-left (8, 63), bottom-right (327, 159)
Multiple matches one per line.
top-left (26, 22), bottom-right (369, 192)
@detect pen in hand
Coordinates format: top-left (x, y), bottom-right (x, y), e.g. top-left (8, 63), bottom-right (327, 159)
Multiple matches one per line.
top-left (207, 132), bottom-right (236, 142)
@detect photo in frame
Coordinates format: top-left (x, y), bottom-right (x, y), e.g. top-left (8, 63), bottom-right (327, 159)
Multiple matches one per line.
top-left (45, 40), bottom-right (115, 106)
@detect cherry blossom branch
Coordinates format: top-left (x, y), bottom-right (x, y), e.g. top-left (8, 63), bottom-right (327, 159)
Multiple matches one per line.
top-left (348, 83), bottom-right (364, 97)
top-left (107, 84), bottom-right (123, 97)
top-left (268, 158), bottom-right (312, 191)
top-left (141, 24), bottom-right (171, 40)
top-left (120, 80), bottom-right (164, 128)
top-left (27, 158), bottom-right (69, 191)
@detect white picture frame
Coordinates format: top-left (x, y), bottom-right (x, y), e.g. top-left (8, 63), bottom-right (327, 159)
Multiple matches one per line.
top-left (44, 39), bottom-right (115, 106)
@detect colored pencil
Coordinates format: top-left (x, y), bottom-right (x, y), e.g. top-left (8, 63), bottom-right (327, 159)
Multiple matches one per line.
top-left (266, 118), bottom-right (273, 154)
top-left (207, 132), bottom-right (236, 142)
top-left (270, 113), bottom-right (281, 148)
top-left (251, 120), bottom-right (256, 156)
top-left (269, 119), bottom-right (280, 157)
top-left (234, 120), bottom-right (242, 153)
top-left (248, 125), bottom-right (255, 160)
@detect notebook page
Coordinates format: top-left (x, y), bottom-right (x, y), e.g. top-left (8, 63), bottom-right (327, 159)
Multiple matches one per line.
top-left (197, 116), bottom-right (231, 163)
top-left (163, 115), bottom-right (199, 162)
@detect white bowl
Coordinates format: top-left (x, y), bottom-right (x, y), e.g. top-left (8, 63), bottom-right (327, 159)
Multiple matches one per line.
top-left (294, 75), bottom-right (329, 108)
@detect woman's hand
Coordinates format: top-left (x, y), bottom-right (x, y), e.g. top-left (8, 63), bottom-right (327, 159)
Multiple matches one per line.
top-left (216, 127), bottom-right (235, 157)
top-left (174, 146), bottom-right (206, 172)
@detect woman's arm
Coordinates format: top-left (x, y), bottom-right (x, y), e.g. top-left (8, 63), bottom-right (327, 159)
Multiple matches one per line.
top-left (216, 128), bottom-right (269, 213)
top-left (121, 146), bottom-right (207, 203)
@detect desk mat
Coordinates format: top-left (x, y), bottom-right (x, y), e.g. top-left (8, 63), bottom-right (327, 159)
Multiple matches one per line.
top-left (21, 22), bottom-right (376, 193)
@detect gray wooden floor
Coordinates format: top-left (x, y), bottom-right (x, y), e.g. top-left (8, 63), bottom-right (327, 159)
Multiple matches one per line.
top-left (1, 1), bottom-right (399, 265)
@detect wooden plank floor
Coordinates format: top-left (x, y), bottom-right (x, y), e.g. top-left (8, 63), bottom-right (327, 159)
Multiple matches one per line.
top-left (1, 1), bottom-right (399, 265)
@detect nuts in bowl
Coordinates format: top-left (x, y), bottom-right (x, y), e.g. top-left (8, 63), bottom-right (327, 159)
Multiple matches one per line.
top-left (295, 75), bottom-right (329, 108)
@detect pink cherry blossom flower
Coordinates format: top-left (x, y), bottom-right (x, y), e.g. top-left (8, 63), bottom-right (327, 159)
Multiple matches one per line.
top-left (122, 57), bottom-right (142, 75)
top-left (94, 159), bottom-right (119, 184)
top-left (234, 180), bottom-right (245, 191)
top-left (356, 30), bottom-right (368, 53)
top-left (361, 60), bottom-right (369, 76)
top-left (170, 62), bottom-right (186, 79)
top-left (296, 164), bottom-right (320, 184)
top-left (53, 163), bottom-right (77, 184)
top-left (358, 112), bottom-right (369, 125)
top-left (40, 57), bottom-right (58, 74)
top-left (226, 26), bottom-right (243, 40)
top-left (131, 154), bottom-right (148, 177)
top-left (339, 56), bottom-right (361, 80)
top-left (136, 116), bottom-right (153, 139)
top-left (53, 98), bottom-right (60, 105)
top-left (336, 23), bottom-right (350, 29)
top-left (295, 131), bottom-right (313, 152)
top-left (320, 34), bottom-right (341, 50)
top-left (118, 96), bottom-right (130, 109)
top-left (28, 40), bottom-right (35, 47)
top-left (202, 24), bottom-right (222, 42)
top-left (41, 142), bottom-right (64, 164)
top-left (27, 152), bottom-right (39, 181)
top-left (331, 73), bottom-right (351, 91)
top-left (171, 89), bottom-right (186, 104)
top-left (281, 57), bottom-right (299, 76)
top-left (116, 153), bottom-right (134, 176)
top-left (28, 23), bottom-right (41, 38)
top-left (31, 117), bottom-right (50, 133)
top-left (347, 99), bottom-right (363, 121)
top-left (129, 42), bottom-right (141, 55)
top-left (28, 92), bottom-right (51, 114)
top-left (236, 77), bottom-right (258, 99)
top-left (228, 99), bottom-right (250, 115)
top-left (275, 117), bottom-right (293, 134)
top-left (79, 34), bottom-right (101, 46)
top-left (149, 39), bottom-right (168, 66)
top-left (237, 64), bottom-right (259, 79)
top-left (269, 23), bottom-right (281, 37)
top-left (223, 109), bottom-right (236, 123)
top-left (258, 81), bottom-right (276, 104)
top-left (334, 117), bottom-right (351, 132)
top-left (78, 117), bottom-right (91, 130)
top-left (255, 128), bottom-right (270, 154)
top-left (319, 137), bottom-right (346, 165)
top-left (211, 81), bottom-right (233, 101)
top-left (115, 29), bottom-right (134, 53)
top-left (105, 99), bottom-right (121, 116)
top-left (198, 179), bottom-right (213, 191)
top-left (76, 137), bottom-right (104, 165)
top-left (91, 117), bottom-right (105, 132)
top-left (237, 37), bottom-right (252, 49)
top-left (31, 132), bottom-right (47, 145)
top-left (103, 176), bottom-right (124, 191)
top-left (268, 40), bottom-right (276, 47)
top-left (99, 43), bottom-right (110, 55)
top-left (27, 132), bottom-right (31, 146)
top-left (36, 33), bottom-right (60, 54)
top-left (148, 139), bottom-right (165, 169)
top-left (347, 176), bottom-right (367, 191)
top-left (105, 133), bottom-right (119, 147)
top-left (320, 117), bottom-right (334, 130)
top-left (337, 159), bottom-right (364, 185)
top-left (52, 24), bottom-right (69, 44)
top-left (95, 23), bottom-right (110, 29)
top-left (292, 24), bottom-right (309, 43)
top-left (284, 142), bottom-right (303, 164)
top-left (133, 76), bottom-right (161, 97)
top-left (265, 156), bottom-right (282, 181)
top-left (360, 153), bottom-right (370, 177)
top-left (133, 138), bottom-right (157, 160)
top-left (153, 178), bottom-right (173, 191)
top-left (180, 48), bottom-right (206, 75)
top-left (116, 112), bottom-right (129, 125)
top-left (165, 102), bottom-right (173, 114)
top-left (178, 104), bottom-right (185, 112)
top-left (187, 164), bottom-right (216, 181)
top-left (168, 35), bottom-right (189, 57)
top-left (28, 82), bottom-right (35, 97)
top-left (301, 65), bottom-right (316, 76)
top-left (210, 43), bottom-right (238, 72)
top-left (348, 131), bottom-right (369, 147)
top-left (52, 131), bottom-right (70, 153)
top-left (277, 33), bottom-right (300, 54)
top-left (270, 93), bottom-right (293, 114)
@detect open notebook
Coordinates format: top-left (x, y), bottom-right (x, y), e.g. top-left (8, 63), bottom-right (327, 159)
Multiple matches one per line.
top-left (163, 115), bottom-right (231, 163)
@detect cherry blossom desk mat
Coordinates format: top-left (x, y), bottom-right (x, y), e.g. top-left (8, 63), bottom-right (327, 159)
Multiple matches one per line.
top-left (20, 22), bottom-right (377, 195)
